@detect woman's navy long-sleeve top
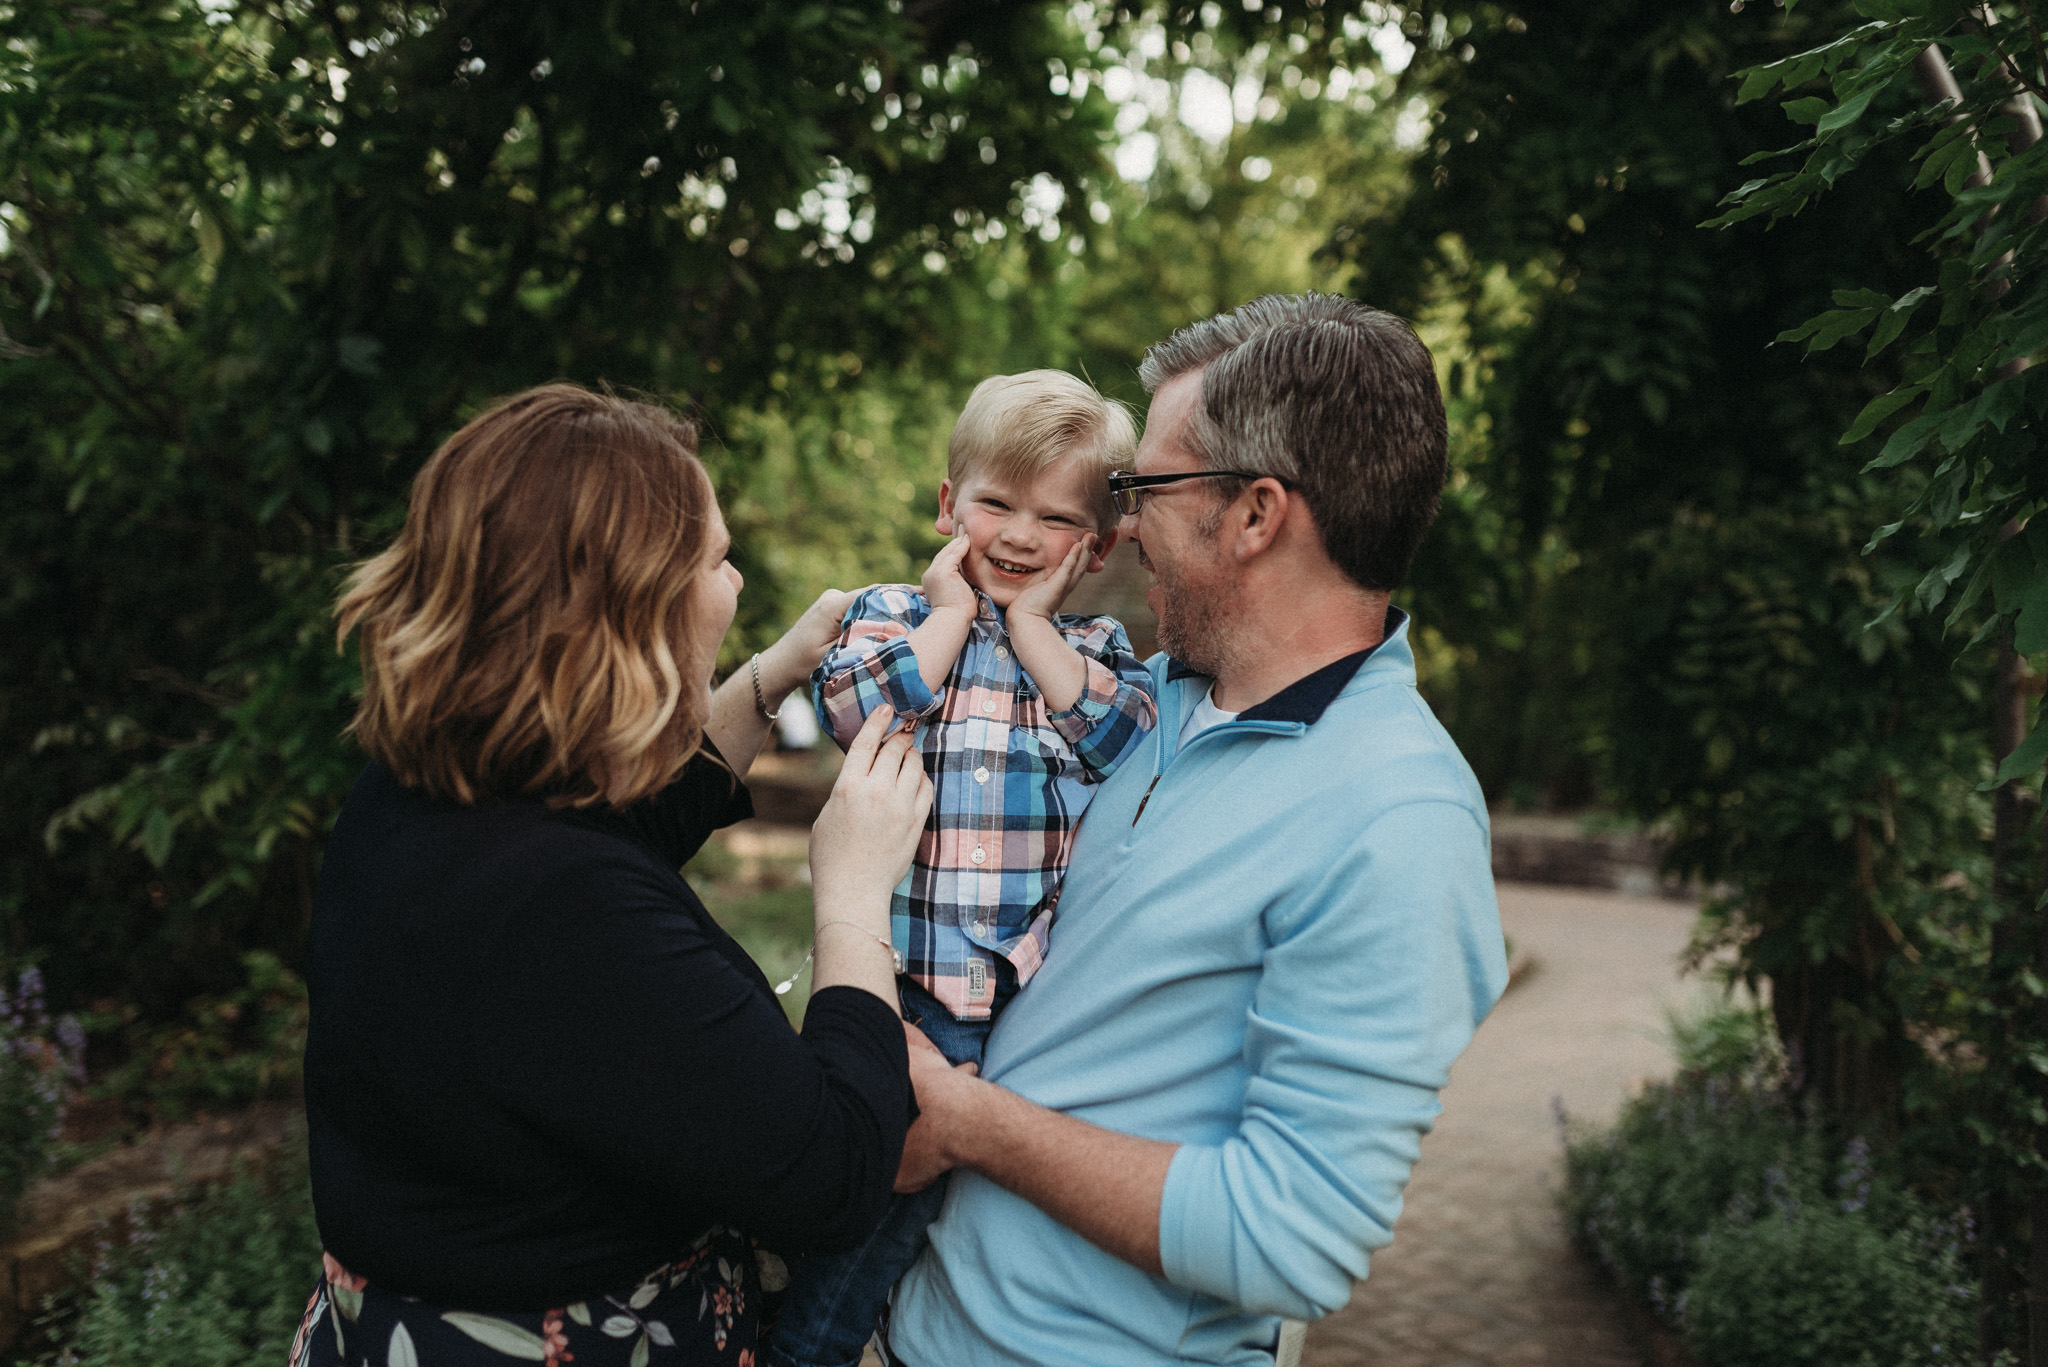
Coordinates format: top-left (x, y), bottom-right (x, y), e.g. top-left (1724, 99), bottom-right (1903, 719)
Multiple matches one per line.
top-left (304, 749), bottom-right (910, 1311)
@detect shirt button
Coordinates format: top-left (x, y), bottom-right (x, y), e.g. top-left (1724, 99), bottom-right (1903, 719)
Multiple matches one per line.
top-left (995, 646), bottom-right (1009, 660)
top-left (970, 846), bottom-right (987, 865)
top-left (972, 920), bottom-right (987, 936)
top-left (974, 766), bottom-right (990, 783)
top-left (982, 698), bottom-right (997, 714)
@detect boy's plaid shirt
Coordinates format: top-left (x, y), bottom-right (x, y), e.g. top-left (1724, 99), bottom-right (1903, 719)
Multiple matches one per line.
top-left (811, 585), bottom-right (1157, 1021)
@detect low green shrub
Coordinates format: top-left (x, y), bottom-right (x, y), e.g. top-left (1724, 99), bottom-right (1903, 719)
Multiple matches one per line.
top-left (1562, 1001), bottom-right (1981, 1367)
top-left (0, 968), bottom-right (84, 1233)
top-left (34, 1141), bottom-right (320, 1367)
top-left (1561, 1015), bottom-right (1811, 1310)
top-left (81, 952), bottom-right (306, 1126)
top-left (1684, 1196), bottom-right (1977, 1367)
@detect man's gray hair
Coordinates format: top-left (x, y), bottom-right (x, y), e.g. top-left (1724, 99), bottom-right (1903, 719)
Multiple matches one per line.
top-left (1138, 293), bottom-right (1448, 591)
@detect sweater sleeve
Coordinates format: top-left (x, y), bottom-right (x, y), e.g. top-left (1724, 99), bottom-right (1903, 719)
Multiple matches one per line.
top-left (474, 860), bottom-right (910, 1255)
top-left (810, 586), bottom-right (946, 749)
top-left (1155, 800), bottom-right (1506, 1318)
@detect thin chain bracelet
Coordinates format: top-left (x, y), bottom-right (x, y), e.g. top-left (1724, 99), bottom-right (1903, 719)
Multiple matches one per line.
top-left (748, 653), bottom-right (783, 723)
top-left (773, 921), bottom-right (903, 996)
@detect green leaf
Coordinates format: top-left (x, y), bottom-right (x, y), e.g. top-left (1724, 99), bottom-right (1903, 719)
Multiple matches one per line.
top-left (1816, 85), bottom-right (1878, 134)
top-left (1842, 384), bottom-right (1924, 443)
top-left (630, 1332), bottom-right (651, 1367)
top-left (566, 1303), bottom-right (592, 1327)
top-left (441, 1313), bottom-right (549, 1359)
top-left (1991, 724), bottom-right (2048, 787)
top-left (1784, 96), bottom-right (1831, 125)
top-left (1869, 408), bottom-right (1947, 468)
top-left (1947, 549), bottom-right (1998, 628)
top-left (1866, 288), bottom-right (1934, 360)
top-left (2014, 569), bottom-right (2048, 654)
top-left (1915, 542), bottom-right (1971, 613)
top-left (1777, 305), bottom-right (1879, 352)
top-left (139, 807), bottom-right (176, 867)
top-left (1737, 66), bottom-right (1783, 103)
top-left (389, 1324), bottom-right (419, 1367)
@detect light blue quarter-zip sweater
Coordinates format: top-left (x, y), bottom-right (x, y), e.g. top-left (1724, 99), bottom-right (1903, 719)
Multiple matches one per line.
top-left (889, 610), bottom-right (1508, 1367)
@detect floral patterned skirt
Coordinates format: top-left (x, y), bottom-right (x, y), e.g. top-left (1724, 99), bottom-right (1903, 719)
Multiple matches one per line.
top-left (288, 1229), bottom-right (786, 1367)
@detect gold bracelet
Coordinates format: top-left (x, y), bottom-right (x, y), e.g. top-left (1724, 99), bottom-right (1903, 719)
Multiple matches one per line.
top-left (816, 919), bottom-right (904, 974)
top-left (772, 922), bottom-right (903, 996)
top-left (749, 653), bottom-right (783, 723)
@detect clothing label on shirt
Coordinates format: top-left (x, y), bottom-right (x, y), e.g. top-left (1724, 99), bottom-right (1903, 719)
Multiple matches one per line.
top-left (967, 961), bottom-right (989, 1000)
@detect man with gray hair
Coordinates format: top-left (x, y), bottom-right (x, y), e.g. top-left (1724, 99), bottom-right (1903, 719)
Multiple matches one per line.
top-left (880, 294), bottom-right (1507, 1367)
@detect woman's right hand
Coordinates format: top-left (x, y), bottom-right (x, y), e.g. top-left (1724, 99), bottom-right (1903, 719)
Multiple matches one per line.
top-left (809, 704), bottom-right (932, 931)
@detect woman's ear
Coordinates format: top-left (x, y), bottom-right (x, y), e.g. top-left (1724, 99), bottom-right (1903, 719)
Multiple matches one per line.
top-left (935, 478), bottom-right (957, 536)
top-left (1085, 528), bottom-right (1118, 573)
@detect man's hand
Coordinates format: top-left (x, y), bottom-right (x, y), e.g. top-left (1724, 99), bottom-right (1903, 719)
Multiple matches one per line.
top-left (898, 1022), bottom-right (979, 1193)
top-left (1007, 534), bottom-right (1096, 623)
top-left (920, 534), bottom-right (978, 616)
top-left (889, 1015), bottom-right (1175, 1273)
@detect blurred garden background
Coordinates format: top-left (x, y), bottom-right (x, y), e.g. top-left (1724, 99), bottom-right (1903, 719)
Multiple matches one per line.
top-left (8, 0), bottom-right (2048, 1363)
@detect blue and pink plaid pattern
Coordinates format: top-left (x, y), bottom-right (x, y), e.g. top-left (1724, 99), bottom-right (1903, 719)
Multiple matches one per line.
top-left (810, 585), bottom-right (1157, 1021)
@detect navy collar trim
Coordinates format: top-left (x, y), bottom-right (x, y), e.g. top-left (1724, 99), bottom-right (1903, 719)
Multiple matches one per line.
top-left (1164, 607), bottom-right (1405, 727)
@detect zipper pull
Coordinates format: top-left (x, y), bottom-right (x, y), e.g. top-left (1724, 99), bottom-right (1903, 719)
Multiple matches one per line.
top-left (1131, 773), bottom-right (1161, 826)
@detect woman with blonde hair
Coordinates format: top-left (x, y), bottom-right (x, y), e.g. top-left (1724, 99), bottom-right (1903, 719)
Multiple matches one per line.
top-left (291, 384), bottom-right (941, 1367)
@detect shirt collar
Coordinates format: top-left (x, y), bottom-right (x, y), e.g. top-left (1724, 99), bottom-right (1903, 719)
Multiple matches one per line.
top-left (1164, 606), bottom-right (1407, 727)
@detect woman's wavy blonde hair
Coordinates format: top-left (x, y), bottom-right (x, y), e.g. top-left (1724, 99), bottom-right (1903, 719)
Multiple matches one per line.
top-left (336, 384), bottom-right (719, 809)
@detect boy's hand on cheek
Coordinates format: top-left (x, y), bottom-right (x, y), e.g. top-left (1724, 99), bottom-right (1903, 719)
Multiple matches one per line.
top-left (1008, 536), bottom-right (1095, 622)
top-left (922, 534), bottom-right (978, 616)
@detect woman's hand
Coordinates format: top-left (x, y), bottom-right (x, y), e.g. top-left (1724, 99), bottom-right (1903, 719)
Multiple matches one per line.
top-left (704, 588), bottom-right (858, 776)
top-left (754, 587), bottom-right (860, 699)
top-left (807, 705), bottom-right (931, 1003)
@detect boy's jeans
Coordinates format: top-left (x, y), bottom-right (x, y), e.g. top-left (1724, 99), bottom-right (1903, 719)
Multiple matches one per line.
top-left (765, 975), bottom-right (1004, 1367)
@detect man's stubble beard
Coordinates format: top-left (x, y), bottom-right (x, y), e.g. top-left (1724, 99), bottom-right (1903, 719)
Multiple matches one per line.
top-left (1141, 532), bottom-right (1242, 681)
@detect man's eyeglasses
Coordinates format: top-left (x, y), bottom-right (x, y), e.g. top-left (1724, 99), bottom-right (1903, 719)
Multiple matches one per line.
top-left (1106, 468), bottom-right (1289, 518)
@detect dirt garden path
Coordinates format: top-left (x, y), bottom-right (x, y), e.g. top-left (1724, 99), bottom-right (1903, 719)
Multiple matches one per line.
top-left (1300, 881), bottom-right (1702, 1367)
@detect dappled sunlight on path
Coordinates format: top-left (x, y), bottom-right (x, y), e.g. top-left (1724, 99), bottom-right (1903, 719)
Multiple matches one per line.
top-left (1302, 882), bottom-right (1701, 1367)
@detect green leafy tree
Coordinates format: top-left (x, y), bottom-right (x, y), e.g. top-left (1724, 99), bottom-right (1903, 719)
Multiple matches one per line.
top-left (1706, 0), bottom-right (2048, 1353)
top-left (1356, 0), bottom-right (1993, 1143)
top-left (0, 0), bottom-right (1118, 1016)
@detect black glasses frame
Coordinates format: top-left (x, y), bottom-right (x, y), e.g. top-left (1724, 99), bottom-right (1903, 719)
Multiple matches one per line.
top-left (1105, 467), bottom-right (1289, 518)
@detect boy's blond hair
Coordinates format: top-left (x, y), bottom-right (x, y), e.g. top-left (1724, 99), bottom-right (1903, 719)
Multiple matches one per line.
top-left (947, 370), bottom-right (1136, 530)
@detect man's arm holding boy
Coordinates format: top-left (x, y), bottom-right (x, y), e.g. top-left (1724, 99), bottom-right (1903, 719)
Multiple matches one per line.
top-left (899, 803), bottom-right (1504, 1318)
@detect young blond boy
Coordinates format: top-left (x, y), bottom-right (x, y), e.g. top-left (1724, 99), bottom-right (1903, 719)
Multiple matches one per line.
top-left (770, 371), bottom-right (1158, 1367)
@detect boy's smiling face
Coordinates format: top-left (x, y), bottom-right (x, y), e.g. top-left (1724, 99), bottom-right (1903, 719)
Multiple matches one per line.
top-left (937, 456), bottom-right (1116, 609)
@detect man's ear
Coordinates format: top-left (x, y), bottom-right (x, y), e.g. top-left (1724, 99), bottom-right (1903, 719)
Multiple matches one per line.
top-left (1085, 527), bottom-right (1118, 572)
top-left (1233, 479), bottom-right (1291, 561)
top-left (935, 478), bottom-right (957, 536)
